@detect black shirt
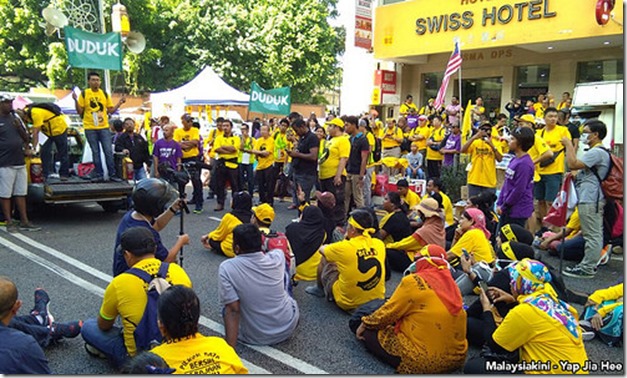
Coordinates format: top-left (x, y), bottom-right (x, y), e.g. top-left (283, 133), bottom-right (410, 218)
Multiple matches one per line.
top-left (292, 131), bottom-right (319, 176)
top-left (0, 114), bottom-right (26, 167)
top-left (381, 211), bottom-right (412, 242)
top-left (567, 122), bottom-right (580, 140)
top-left (346, 133), bottom-right (369, 174)
top-left (115, 132), bottom-right (152, 169)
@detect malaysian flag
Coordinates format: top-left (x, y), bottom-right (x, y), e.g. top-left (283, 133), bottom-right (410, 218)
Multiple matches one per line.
top-left (433, 42), bottom-right (462, 110)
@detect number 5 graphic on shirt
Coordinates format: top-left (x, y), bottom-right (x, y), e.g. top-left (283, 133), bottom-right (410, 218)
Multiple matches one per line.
top-left (356, 252), bottom-right (382, 291)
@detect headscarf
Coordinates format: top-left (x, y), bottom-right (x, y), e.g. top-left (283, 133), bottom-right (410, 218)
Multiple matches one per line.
top-left (497, 241), bottom-right (534, 261)
top-left (508, 259), bottom-right (580, 340)
top-left (499, 224), bottom-right (534, 246)
top-left (230, 191), bottom-right (253, 224)
top-left (412, 245), bottom-right (462, 316)
top-left (412, 216), bottom-right (446, 249)
top-left (285, 206), bottom-right (327, 265)
top-left (465, 208), bottom-right (491, 240)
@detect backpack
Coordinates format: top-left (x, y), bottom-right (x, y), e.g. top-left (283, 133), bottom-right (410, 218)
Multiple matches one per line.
top-left (126, 262), bottom-right (171, 352)
top-left (261, 230), bottom-right (296, 293)
top-left (591, 147), bottom-right (624, 201)
top-left (25, 102), bottom-right (63, 118)
top-left (372, 137), bottom-right (382, 162)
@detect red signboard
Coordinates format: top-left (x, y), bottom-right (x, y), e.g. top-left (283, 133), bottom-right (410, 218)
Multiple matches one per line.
top-left (374, 70), bottom-right (397, 94)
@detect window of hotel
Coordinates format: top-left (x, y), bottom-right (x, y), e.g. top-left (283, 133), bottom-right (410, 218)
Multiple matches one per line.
top-left (421, 73), bottom-right (443, 106)
top-left (515, 65), bottom-right (550, 102)
top-left (577, 60), bottom-right (623, 83)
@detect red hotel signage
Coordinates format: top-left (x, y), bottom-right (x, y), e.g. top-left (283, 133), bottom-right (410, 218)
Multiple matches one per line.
top-left (374, 70), bottom-right (397, 94)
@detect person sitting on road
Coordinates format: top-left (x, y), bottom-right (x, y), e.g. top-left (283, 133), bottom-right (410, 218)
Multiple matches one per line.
top-left (447, 208), bottom-right (495, 267)
top-left (580, 282), bottom-right (623, 347)
top-left (354, 245), bottom-right (468, 374)
top-left (463, 259), bottom-right (588, 374)
top-left (151, 286), bottom-right (248, 374)
top-left (385, 198), bottom-right (445, 273)
top-left (219, 223), bottom-right (299, 347)
top-left (8, 287), bottom-right (82, 350)
top-left (82, 227), bottom-right (192, 369)
top-left (305, 209), bottom-right (386, 313)
top-left (396, 179), bottom-right (421, 210)
top-left (201, 191), bottom-right (253, 258)
top-left (121, 351), bottom-right (174, 374)
top-left (377, 191), bottom-right (412, 245)
top-left (114, 118), bottom-right (152, 182)
top-left (0, 277), bottom-right (51, 374)
top-left (497, 223), bottom-right (534, 246)
top-left (112, 178), bottom-right (189, 276)
top-left (286, 205), bottom-right (327, 282)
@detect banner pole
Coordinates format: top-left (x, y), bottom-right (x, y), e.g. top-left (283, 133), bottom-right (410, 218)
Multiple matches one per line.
top-left (97, 0), bottom-right (111, 93)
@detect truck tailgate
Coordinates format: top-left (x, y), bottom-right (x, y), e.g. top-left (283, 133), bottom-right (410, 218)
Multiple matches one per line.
top-left (44, 181), bottom-right (133, 203)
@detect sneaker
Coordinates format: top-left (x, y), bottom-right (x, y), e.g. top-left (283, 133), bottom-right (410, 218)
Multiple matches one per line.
top-left (563, 265), bottom-right (595, 279)
top-left (31, 288), bottom-right (54, 326)
top-left (19, 222), bottom-right (41, 232)
top-left (305, 285), bottom-right (325, 298)
top-left (50, 320), bottom-right (83, 340)
top-left (597, 245), bottom-right (611, 267)
top-left (84, 343), bottom-right (107, 359)
top-left (579, 320), bottom-right (596, 341)
top-left (6, 221), bottom-right (19, 233)
top-left (109, 176), bottom-right (123, 183)
top-left (193, 208), bottom-right (203, 215)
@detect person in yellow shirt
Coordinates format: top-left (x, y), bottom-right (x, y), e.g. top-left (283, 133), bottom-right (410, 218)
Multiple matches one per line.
top-left (212, 120), bottom-right (241, 212)
top-left (425, 115), bottom-right (446, 179)
top-left (533, 94), bottom-right (546, 119)
top-left (151, 285), bottom-right (248, 374)
top-left (305, 209), bottom-right (386, 312)
top-left (396, 179), bottom-right (421, 209)
top-left (425, 178), bottom-right (454, 226)
top-left (73, 71), bottom-right (125, 182)
top-left (319, 118), bottom-right (350, 225)
top-left (419, 98), bottom-right (439, 117)
top-left (399, 94), bottom-right (418, 116)
top-left (409, 115), bottom-right (430, 160)
top-left (557, 91), bottom-right (571, 111)
top-left (82, 227), bottom-right (192, 369)
top-left (464, 259), bottom-right (588, 374)
top-left (461, 122), bottom-right (503, 201)
top-left (356, 244), bottom-right (468, 374)
top-left (359, 118), bottom-right (377, 208)
top-left (201, 191), bottom-right (252, 257)
top-left (534, 107), bottom-right (571, 225)
top-left (580, 283), bottom-right (623, 346)
top-left (448, 208), bottom-right (495, 266)
top-left (491, 114), bottom-right (510, 155)
top-left (205, 117), bottom-right (225, 200)
top-left (272, 118), bottom-right (291, 200)
top-left (18, 104), bottom-right (69, 180)
top-left (238, 124), bottom-right (256, 195)
top-left (173, 114), bottom-right (203, 213)
top-left (469, 97), bottom-right (485, 127)
top-left (381, 119), bottom-right (404, 176)
top-left (250, 125), bottom-right (275, 205)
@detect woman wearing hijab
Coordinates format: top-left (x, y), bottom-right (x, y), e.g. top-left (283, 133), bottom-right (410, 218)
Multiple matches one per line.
top-left (447, 208), bottom-right (495, 266)
top-left (385, 198), bottom-right (446, 273)
top-left (285, 206), bottom-right (327, 281)
top-left (201, 191), bottom-right (253, 258)
top-left (464, 259), bottom-right (588, 374)
top-left (355, 245), bottom-right (468, 374)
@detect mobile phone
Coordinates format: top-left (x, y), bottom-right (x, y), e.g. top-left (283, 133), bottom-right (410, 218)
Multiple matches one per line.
top-left (461, 248), bottom-right (470, 260)
top-left (478, 281), bottom-right (493, 304)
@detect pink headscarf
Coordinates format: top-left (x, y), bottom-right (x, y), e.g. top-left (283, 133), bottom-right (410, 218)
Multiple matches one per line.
top-left (465, 208), bottom-right (491, 240)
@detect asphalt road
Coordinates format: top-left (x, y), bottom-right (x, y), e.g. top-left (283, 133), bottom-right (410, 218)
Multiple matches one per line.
top-left (0, 188), bottom-right (624, 374)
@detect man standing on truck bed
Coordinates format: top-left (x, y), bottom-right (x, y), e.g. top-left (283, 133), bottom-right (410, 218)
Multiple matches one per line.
top-left (0, 95), bottom-right (40, 233)
top-left (72, 71), bottom-right (125, 182)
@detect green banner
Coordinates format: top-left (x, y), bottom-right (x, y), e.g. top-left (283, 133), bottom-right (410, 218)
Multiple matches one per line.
top-left (249, 82), bottom-right (291, 115)
top-left (64, 27), bottom-right (123, 71)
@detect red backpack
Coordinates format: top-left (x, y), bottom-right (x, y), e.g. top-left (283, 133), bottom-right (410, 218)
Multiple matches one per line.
top-left (592, 147), bottom-right (624, 202)
top-left (261, 230), bottom-right (296, 290)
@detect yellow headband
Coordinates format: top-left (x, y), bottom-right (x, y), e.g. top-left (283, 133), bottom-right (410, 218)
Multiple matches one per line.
top-left (502, 242), bottom-right (517, 260)
top-left (348, 217), bottom-right (375, 237)
top-left (502, 224), bottom-right (516, 242)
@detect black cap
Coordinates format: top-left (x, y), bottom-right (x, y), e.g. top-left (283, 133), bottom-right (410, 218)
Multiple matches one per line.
top-left (120, 227), bottom-right (157, 256)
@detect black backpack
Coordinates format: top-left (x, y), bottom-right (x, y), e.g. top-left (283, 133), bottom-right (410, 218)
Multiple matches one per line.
top-left (25, 103), bottom-right (63, 119)
top-left (372, 137), bottom-right (382, 162)
top-left (126, 262), bottom-right (171, 352)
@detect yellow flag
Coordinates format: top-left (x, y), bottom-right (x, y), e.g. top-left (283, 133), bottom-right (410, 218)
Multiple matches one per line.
top-left (461, 99), bottom-right (472, 145)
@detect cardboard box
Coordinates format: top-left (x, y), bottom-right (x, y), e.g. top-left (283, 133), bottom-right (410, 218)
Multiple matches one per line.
top-left (460, 185), bottom-right (468, 200)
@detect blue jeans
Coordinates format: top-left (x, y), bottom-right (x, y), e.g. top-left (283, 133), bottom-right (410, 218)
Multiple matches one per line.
top-left (85, 129), bottom-right (116, 179)
top-left (405, 166), bottom-right (425, 180)
top-left (548, 234), bottom-right (585, 262)
top-left (133, 167), bottom-right (147, 182)
top-left (81, 318), bottom-right (129, 369)
top-left (10, 315), bottom-right (52, 348)
top-left (40, 131), bottom-right (69, 178)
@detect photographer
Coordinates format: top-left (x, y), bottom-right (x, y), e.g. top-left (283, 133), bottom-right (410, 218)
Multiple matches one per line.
top-left (461, 121), bottom-right (502, 201)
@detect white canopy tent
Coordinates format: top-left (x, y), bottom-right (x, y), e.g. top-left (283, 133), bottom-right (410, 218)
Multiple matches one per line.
top-left (150, 66), bottom-right (249, 118)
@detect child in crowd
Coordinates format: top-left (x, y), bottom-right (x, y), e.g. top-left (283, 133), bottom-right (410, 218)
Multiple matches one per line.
top-left (404, 144), bottom-right (425, 179)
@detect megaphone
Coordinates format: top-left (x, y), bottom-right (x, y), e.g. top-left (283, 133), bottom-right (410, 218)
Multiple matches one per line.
top-left (124, 31), bottom-right (146, 54)
top-left (42, 6), bottom-right (68, 36)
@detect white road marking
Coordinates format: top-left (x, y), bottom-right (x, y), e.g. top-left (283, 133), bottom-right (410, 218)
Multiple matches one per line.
top-left (1, 232), bottom-right (329, 374)
top-left (207, 216), bottom-right (222, 222)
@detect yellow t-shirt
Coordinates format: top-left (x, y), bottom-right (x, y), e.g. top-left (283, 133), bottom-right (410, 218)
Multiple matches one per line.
top-left (381, 126), bottom-right (403, 149)
top-left (273, 131), bottom-right (289, 163)
top-left (566, 207), bottom-right (580, 238)
top-left (527, 134), bottom-right (551, 182)
top-left (467, 139), bottom-right (497, 188)
top-left (449, 228), bottom-right (495, 264)
top-left (208, 213), bottom-right (243, 258)
top-left (401, 189), bottom-right (421, 209)
top-left (399, 102), bottom-right (418, 115)
top-left (208, 128), bottom-right (224, 159)
top-left (319, 135), bottom-right (350, 180)
top-left (173, 127), bottom-right (200, 159)
top-left (493, 302), bottom-right (588, 374)
top-left (294, 251), bottom-right (322, 282)
top-left (324, 235), bottom-right (386, 311)
top-left (214, 135), bottom-right (240, 169)
top-left (99, 258), bottom-right (192, 356)
top-left (253, 136), bottom-right (274, 171)
top-left (412, 125), bottom-right (431, 151)
top-left (30, 107), bottom-right (68, 137)
top-left (491, 126), bottom-right (509, 155)
top-left (77, 88), bottom-right (113, 130)
top-left (426, 127), bottom-right (446, 161)
top-left (152, 333), bottom-right (248, 374)
top-left (536, 126), bottom-right (570, 175)
top-left (425, 192), bottom-right (454, 226)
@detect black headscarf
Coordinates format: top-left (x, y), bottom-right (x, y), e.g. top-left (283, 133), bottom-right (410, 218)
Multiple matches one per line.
top-left (286, 206), bottom-right (327, 265)
top-left (315, 203), bottom-right (336, 243)
top-left (231, 191), bottom-right (253, 224)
